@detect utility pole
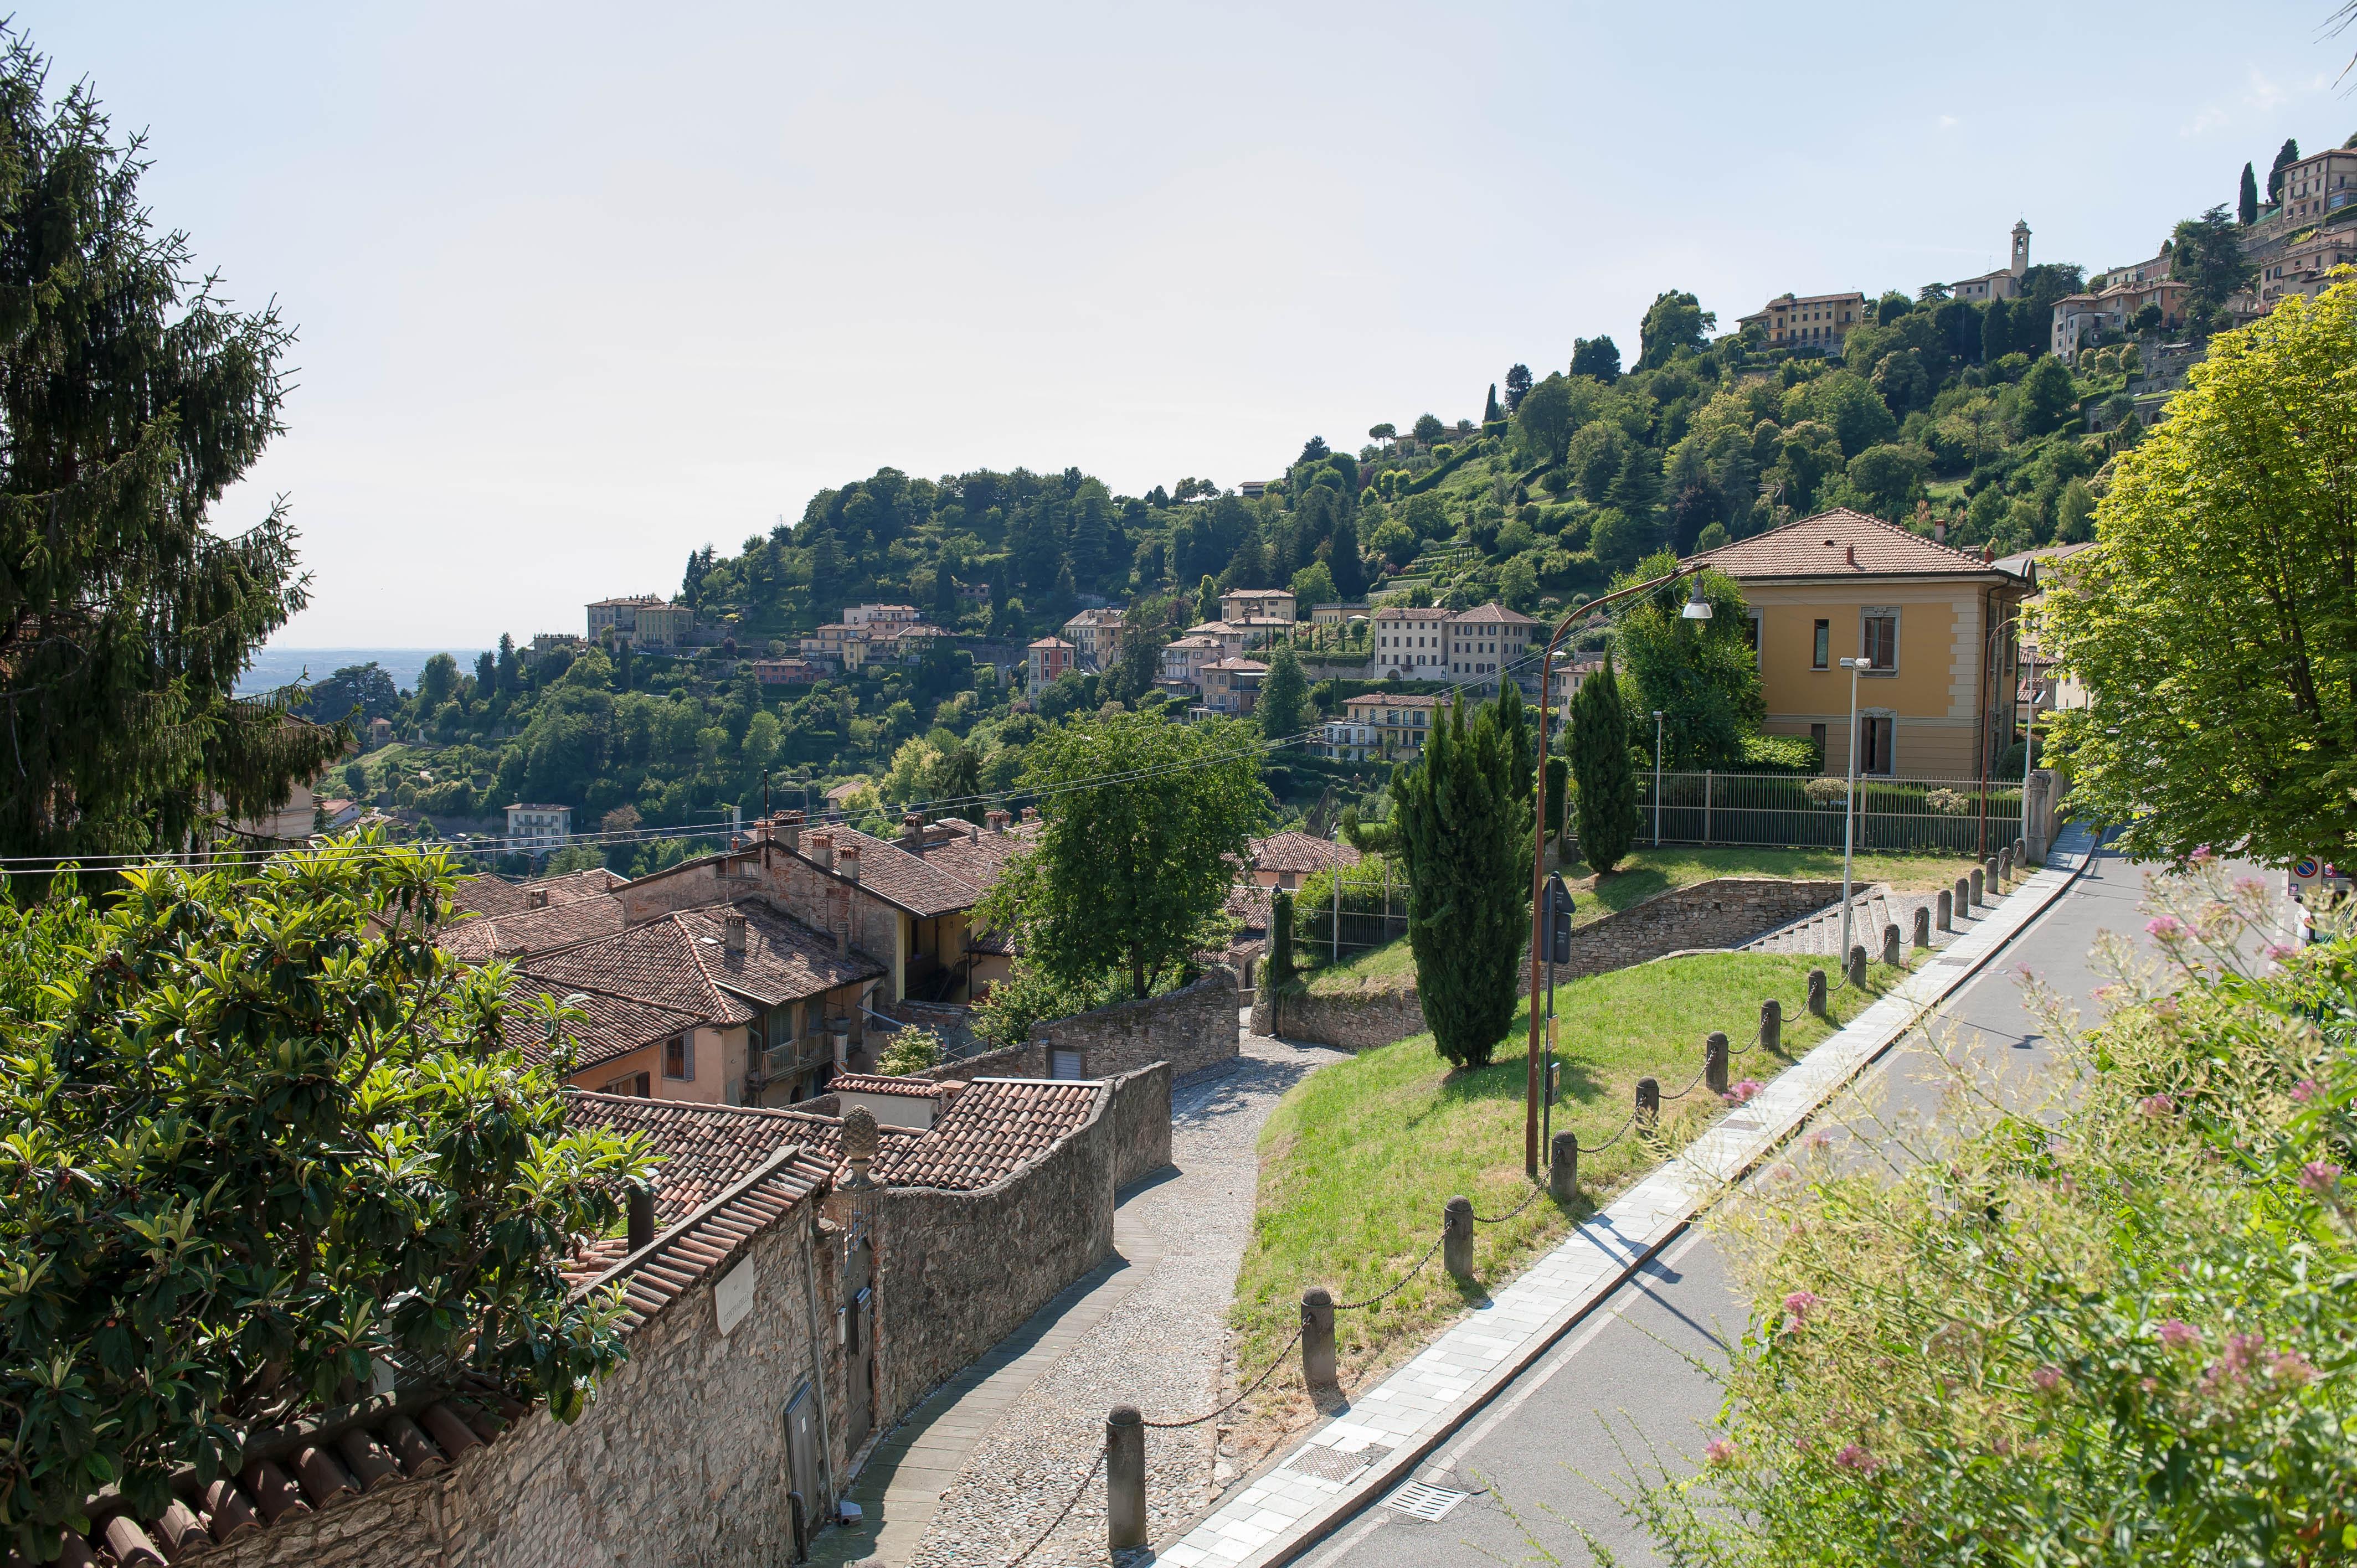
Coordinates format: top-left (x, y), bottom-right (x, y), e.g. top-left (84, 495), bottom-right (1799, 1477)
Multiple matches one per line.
top-left (1652, 711), bottom-right (1665, 847)
top-left (1331, 823), bottom-right (1343, 967)
top-left (1838, 656), bottom-right (1864, 965)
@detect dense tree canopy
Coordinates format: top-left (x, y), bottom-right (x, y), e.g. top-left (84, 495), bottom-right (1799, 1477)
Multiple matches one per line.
top-left (1610, 558), bottom-right (1764, 771)
top-left (1395, 696), bottom-right (1526, 1069)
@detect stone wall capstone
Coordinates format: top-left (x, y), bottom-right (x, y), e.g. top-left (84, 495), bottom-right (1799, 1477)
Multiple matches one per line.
top-left (1031, 968), bottom-right (1239, 1081)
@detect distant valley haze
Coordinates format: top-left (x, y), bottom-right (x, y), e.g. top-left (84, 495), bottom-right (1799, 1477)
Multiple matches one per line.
top-left (19, 0), bottom-right (2346, 648)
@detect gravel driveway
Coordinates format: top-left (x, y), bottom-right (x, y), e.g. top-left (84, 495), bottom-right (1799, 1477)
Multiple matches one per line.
top-left (907, 1019), bottom-right (1346, 1567)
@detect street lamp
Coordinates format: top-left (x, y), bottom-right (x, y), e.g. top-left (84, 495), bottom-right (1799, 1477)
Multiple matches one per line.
top-left (1681, 581), bottom-right (1713, 620)
top-left (1652, 711), bottom-right (1665, 848)
top-left (1838, 656), bottom-right (1864, 968)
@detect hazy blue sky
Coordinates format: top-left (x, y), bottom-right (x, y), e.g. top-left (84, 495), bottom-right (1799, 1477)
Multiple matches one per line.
top-left (20, 2), bottom-right (2351, 647)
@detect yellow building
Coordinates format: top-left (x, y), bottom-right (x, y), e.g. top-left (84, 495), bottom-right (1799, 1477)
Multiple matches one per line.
top-left (1684, 509), bottom-right (2033, 778)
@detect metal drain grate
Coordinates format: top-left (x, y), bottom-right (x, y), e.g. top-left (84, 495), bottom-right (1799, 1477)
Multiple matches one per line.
top-left (1282, 1446), bottom-right (1376, 1486)
top-left (1382, 1480), bottom-right (1470, 1522)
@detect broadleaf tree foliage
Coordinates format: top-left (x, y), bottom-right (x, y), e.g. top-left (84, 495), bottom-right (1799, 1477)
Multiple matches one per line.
top-left (0, 32), bottom-right (342, 862)
top-left (0, 837), bottom-right (655, 1556)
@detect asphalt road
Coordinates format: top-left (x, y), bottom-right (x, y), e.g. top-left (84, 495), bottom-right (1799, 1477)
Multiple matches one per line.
top-left (1311, 840), bottom-right (2205, 1568)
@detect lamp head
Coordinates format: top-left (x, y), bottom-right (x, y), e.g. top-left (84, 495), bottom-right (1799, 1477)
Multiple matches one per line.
top-left (1839, 657), bottom-right (1862, 669)
top-left (1652, 710), bottom-right (1664, 720)
top-left (1681, 580), bottom-right (1713, 620)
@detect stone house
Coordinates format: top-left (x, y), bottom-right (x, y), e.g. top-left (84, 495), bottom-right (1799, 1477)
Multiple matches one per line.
top-left (1219, 587), bottom-right (1296, 623)
top-left (1195, 658), bottom-right (1267, 718)
top-left (1061, 607), bottom-right (1128, 670)
top-left (1684, 507), bottom-right (2034, 777)
top-left (1026, 636), bottom-right (1074, 688)
top-left (1248, 831), bottom-right (1360, 892)
top-left (1735, 289), bottom-right (1869, 353)
top-left (1444, 601), bottom-right (1538, 692)
top-left (1160, 632), bottom-right (1222, 690)
top-left (1318, 691), bottom-right (1441, 761)
top-left (1370, 604), bottom-right (1450, 676)
top-left (1950, 220), bottom-right (2033, 303)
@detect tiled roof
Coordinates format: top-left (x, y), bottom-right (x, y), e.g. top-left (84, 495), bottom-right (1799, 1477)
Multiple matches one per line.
top-left (882, 1079), bottom-right (1104, 1190)
top-left (523, 900), bottom-right (883, 1025)
top-left (567, 1092), bottom-right (867, 1220)
top-left (569, 1143), bottom-right (833, 1328)
top-left (498, 984), bottom-right (701, 1074)
top-left (1374, 605), bottom-right (1450, 620)
top-left (439, 894), bottom-right (627, 963)
top-left (1683, 508), bottom-right (2026, 580)
top-left (1345, 692), bottom-right (1444, 709)
top-left (1226, 882), bottom-right (1275, 932)
top-left (1203, 658), bottom-right (1268, 672)
top-left (450, 867), bottom-right (626, 919)
top-left (1252, 832), bottom-right (1362, 877)
top-left (1449, 602), bottom-right (1537, 626)
top-left (823, 827), bottom-right (994, 919)
top-left (827, 1073), bottom-right (955, 1098)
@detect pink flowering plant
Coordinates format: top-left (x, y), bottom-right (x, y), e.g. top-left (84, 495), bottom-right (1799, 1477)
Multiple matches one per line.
top-left (1623, 867), bottom-right (2356, 1566)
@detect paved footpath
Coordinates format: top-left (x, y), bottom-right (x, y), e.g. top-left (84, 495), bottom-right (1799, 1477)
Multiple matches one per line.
top-left (1158, 828), bottom-right (2109, 1568)
top-left (813, 1023), bottom-right (1346, 1568)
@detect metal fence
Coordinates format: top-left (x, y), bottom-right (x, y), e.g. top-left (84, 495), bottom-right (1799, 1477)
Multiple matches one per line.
top-left (1293, 856), bottom-right (1412, 959)
top-left (1630, 772), bottom-right (2024, 857)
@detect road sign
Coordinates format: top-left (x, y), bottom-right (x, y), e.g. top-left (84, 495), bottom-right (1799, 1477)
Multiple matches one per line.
top-left (2288, 857), bottom-right (2351, 904)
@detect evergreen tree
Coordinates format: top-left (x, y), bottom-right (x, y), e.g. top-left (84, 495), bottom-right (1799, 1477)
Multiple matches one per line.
top-left (1258, 641), bottom-right (1309, 744)
top-left (1495, 674), bottom-right (1535, 819)
top-left (1327, 511), bottom-right (1367, 601)
top-left (1269, 888), bottom-right (1296, 984)
top-left (2239, 161), bottom-right (2260, 225)
top-left (2174, 205), bottom-right (2258, 327)
top-left (1504, 363), bottom-right (1533, 412)
top-left (496, 633), bottom-right (519, 693)
top-left (1569, 652), bottom-right (1638, 873)
top-left (1980, 297), bottom-right (2012, 363)
top-left (2268, 137), bottom-right (2301, 206)
top-left (1484, 383), bottom-right (1502, 424)
top-left (0, 37), bottom-right (344, 861)
top-left (1196, 574), bottom-right (1220, 624)
top-left (1608, 446), bottom-right (1662, 528)
top-left (1570, 335), bottom-right (1622, 383)
top-left (1543, 755), bottom-right (1567, 842)
top-left (1394, 698), bottom-right (1524, 1069)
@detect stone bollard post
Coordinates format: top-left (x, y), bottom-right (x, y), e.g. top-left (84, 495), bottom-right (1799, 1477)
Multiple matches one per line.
top-left (1759, 998), bottom-right (1782, 1055)
top-left (1548, 1132), bottom-right (1578, 1204)
top-left (1881, 923), bottom-right (1901, 966)
top-left (1937, 888), bottom-right (1954, 932)
top-left (1913, 905), bottom-right (1932, 948)
top-left (2013, 835), bottom-right (2027, 866)
top-left (1998, 847), bottom-right (2014, 886)
top-left (1705, 1031), bottom-right (1730, 1095)
top-left (1847, 945), bottom-right (1868, 989)
top-left (1970, 868), bottom-right (1985, 907)
top-left (1635, 1076), bottom-right (1661, 1127)
top-left (1106, 1406), bottom-right (1146, 1551)
top-left (1806, 968), bottom-right (1828, 1017)
top-left (1301, 1288), bottom-right (1336, 1388)
top-left (1986, 856), bottom-right (2001, 895)
top-left (1443, 1196), bottom-right (1475, 1278)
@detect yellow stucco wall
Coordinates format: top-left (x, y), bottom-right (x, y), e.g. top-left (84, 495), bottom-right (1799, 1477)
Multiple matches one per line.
top-left (1742, 581), bottom-right (2013, 780)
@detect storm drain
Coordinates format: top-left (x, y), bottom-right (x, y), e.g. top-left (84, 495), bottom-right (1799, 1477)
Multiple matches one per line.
top-left (1382, 1481), bottom-right (1470, 1522)
top-left (1283, 1446), bottom-right (1377, 1486)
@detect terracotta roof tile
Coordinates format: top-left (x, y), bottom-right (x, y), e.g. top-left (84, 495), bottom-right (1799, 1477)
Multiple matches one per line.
top-left (439, 894), bottom-right (626, 962)
top-left (1449, 601), bottom-right (1538, 625)
top-left (823, 827), bottom-right (990, 919)
top-left (879, 1079), bottom-right (1104, 1190)
top-left (565, 1092), bottom-right (861, 1220)
top-left (521, 900), bottom-right (883, 1025)
top-left (1684, 508), bottom-right (2027, 580)
top-left (450, 868), bottom-right (626, 919)
top-left (1251, 832), bottom-right (1362, 878)
top-left (826, 1073), bottom-right (956, 1098)
top-left (497, 984), bottom-right (701, 1074)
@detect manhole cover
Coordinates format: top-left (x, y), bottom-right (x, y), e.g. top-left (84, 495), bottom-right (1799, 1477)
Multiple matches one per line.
top-left (1283, 1446), bottom-right (1375, 1485)
top-left (1382, 1481), bottom-right (1470, 1521)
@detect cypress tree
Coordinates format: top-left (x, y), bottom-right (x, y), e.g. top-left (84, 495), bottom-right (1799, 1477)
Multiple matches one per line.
top-left (1484, 383), bottom-right (1503, 424)
top-left (2268, 137), bottom-right (2300, 206)
top-left (1495, 674), bottom-right (1535, 821)
top-left (1980, 297), bottom-right (2011, 364)
top-left (1269, 888), bottom-right (1296, 983)
top-left (1396, 697), bottom-right (1524, 1069)
top-left (1258, 641), bottom-right (1309, 744)
top-left (1327, 511), bottom-right (1367, 600)
top-left (2238, 161), bottom-right (2260, 225)
top-left (1543, 756), bottom-right (1567, 842)
top-left (1569, 653), bottom-right (1638, 874)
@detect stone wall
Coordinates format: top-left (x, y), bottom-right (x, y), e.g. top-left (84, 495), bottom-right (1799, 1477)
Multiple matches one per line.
top-left (1108, 1063), bottom-right (1174, 1191)
top-left (880, 997), bottom-right (982, 1057)
top-left (1259, 878), bottom-right (1844, 1053)
top-left (1032, 968), bottom-right (1239, 1081)
top-left (183, 1198), bottom-right (842, 1568)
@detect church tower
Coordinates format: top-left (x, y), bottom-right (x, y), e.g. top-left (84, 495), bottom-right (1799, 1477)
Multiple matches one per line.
top-left (2010, 220), bottom-right (2031, 278)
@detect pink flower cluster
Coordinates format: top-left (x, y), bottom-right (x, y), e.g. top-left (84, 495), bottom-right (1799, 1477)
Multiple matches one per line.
top-left (1833, 1443), bottom-right (1881, 1474)
top-left (2031, 1365), bottom-right (2066, 1393)
top-left (2291, 1079), bottom-right (2322, 1103)
top-left (1783, 1289), bottom-right (1821, 1328)
top-left (1703, 1438), bottom-right (1736, 1466)
top-left (2145, 914), bottom-right (2187, 940)
top-left (2155, 1318), bottom-right (2200, 1350)
top-left (2299, 1160), bottom-right (2341, 1194)
top-left (1722, 1078), bottom-right (1764, 1106)
top-left (2139, 1092), bottom-right (2176, 1120)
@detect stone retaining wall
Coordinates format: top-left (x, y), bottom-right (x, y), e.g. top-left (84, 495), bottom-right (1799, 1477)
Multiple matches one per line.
top-left (1108, 1063), bottom-right (1174, 1191)
top-left (1031, 968), bottom-right (1240, 1080)
top-left (1262, 878), bottom-right (1844, 1053)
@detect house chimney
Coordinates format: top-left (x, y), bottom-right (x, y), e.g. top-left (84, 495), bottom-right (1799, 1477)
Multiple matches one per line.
top-left (722, 913), bottom-right (747, 953)
top-left (1983, 543), bottom-right (1996, 563)
top-left (526, 887), bottom-right (549, 911)
top-left (809, 829), bottom-right (835, 871)
top-left (1845, 543), bottom-right (1858, 568)
top-left (1933, 520), bottom-right (1947, 545)
top-left (985, 809), bottom-right (1011, 833)
top-left (626, 1182), bottom-right (656, 1255)
top-left (839, 843), bottom-right (862, 884)
top-left (778, 810), bottom-right (804, 852)
top-left (1021, 806), bottom-right (1039, 823)
top-left (900, 813), bottom-right (925, 850)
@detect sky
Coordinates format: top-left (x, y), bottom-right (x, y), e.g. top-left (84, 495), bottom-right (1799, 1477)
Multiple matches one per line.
top-left (19, 1), bottom-right (2354, 648)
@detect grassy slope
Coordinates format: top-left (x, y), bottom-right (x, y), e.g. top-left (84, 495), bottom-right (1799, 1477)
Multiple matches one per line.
top-left (1231, 951), bottom-right (1908, 1440)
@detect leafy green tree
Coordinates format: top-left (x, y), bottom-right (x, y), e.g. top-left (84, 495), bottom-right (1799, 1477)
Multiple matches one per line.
top-left (2019, 355), bottom-right (2077, 436)
top-left (1610, 558), bottom-right (1763, 771)
top-left (0, 35), bottom-right (344, 861)
top-left (1394, 697), bottom-right (1524, 1069)
top-left (2239, 160), bottom-right (2260, 225)
top-left (976, 711), bottom-right (1269, 998)
top-left (1510, 372), bottom-right (1578, 471)
top-left (2267, 136), bottom-right (2299, 205)
top-left (2173, 205), bottom-right (2257, 326)
top-left (1841, 443), bottom-right (1929, 518)
top-left (1569, 336), bottom-right (1622, 383)
top-left (2056, 476), bottom-right (2096, 543)
top-left (1412, 412), bottom-right (1447, 444)
top-left (1569, 651), bottom-right (1638, 873)
top-left (1258, 641), bottom-right (1309, 744)
top-left (1608, 445), bottom-right (1663, 519)
top-left (1589, 507), bottom-right (1651, 572)
top-left (2042, 280), bottom-right (2357, 863)
top-left (1981, 297), bottom-right (2012, 364)
top-left (1503, 363), bottom-right (1533, 412)
top-left (295, 663), bottom-right (403, 728)
top-left (1196, 574), bottom-right (1220, 623)
top-left (1289, 560), bottom-right (1337, 608)
top-left (1368, 422), bottom-right (1396, 441)
top-left (1107, 620), bottom-right (1165, 706)
top-left (418, 652), bottom-right (460, 709)
top-left (1790, 371), bottom-right (1898, 456)
top-left (1637, 291), bottom-right (1716, 370)
top-left (1269, 889), bottom-right (1296, 984)
top-left (0, 839), bottom-right (652, 1546)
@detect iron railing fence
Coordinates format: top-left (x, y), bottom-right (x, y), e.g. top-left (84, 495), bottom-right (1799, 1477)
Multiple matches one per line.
top-left (1630, 772), bottom-right (2024, 857)
top-left (1294, 854), bottom-right (1413, 959)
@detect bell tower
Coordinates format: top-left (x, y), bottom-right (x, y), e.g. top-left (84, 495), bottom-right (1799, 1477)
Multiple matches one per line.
top-left (2010, 220), bottom-right (2031, 279)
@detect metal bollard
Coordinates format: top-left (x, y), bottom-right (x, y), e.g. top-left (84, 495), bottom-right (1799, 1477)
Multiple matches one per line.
top-left (1847, 945), bottom-right (1867, 989)
top-left (1443, 1196), bottom-right (1475, 1278)
top-left (1705, 1031), bottom-right (1730, 1095)
top-left (1759, 998), bottom-right (1782, 1055)
top-left (1937, 888), bottom-right (1953, 932)
top-left (1998, 847), bottom-right (2014, 886)
top-left (1301, 1288), bottom-right (1336, 1387)
top-left (1882, 922), bottom-right (1901, 966)
top-left (1807, 968), bottom-right (1828, 1017)
top-left (1913, 905), bottom-right (1931, 948)
top-left (1970, 868), bottom-right (1985, 907)
top-left (1107, 1406), bottom-right (1146, 1551)
top-left (1548, 1132), bottom-right (1578, 1204)
top-left (1635, 1076), bottom-right (1661, 1127)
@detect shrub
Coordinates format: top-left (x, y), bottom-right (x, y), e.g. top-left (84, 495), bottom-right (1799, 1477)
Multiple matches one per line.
top-left (1802, 775), bottom-right (1848, 806)
top-left (876, 1026), bottom-right (944, 1076)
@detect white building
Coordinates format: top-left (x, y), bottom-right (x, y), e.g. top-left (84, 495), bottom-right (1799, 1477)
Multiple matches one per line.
top-left (1951, 220), bottom-right (2032, 303)
top-left (1371, 606), bottom-right (1451, 677)
top-left (506, 802), bottom-right (573, 851)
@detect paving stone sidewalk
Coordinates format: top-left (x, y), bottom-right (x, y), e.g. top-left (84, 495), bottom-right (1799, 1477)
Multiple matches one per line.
top-left (816, 1022), bottom-right (1345, 1567)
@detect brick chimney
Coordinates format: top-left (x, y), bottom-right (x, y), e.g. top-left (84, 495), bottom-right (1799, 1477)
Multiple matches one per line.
top-left (985, 809), bottom-right (1011, 832)
top-left (778, 810), bottom-right (804, 852)
top-left (526, 886), bottom-right (549, 911)
top-left (839, 843), bottom-right (862, 884)
top-left (900, 813), bottom-right (925, 850)
top-left (1021, 806), bottom-right (1039, 823)
top-left (808, 829), bottom-right (835, 871)
top-left (1845, 543), bottom-right (1858, 568)
top-left (722, 913), bottom-right (747, 953)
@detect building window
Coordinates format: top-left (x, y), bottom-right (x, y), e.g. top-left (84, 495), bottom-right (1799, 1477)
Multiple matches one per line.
top-left (1861, 610), bottom-right (1899, 673)
top-left (1809, 722), bottom-right (1828, 762)
top-left (1745, 612), bottom-right (1762, 657)
top-left (1812, 620), bottom-right (1830, 670)
top-left (1858, 715), bottom-right (1896, 776)
top-left (664, 1034), bottom-right (694, 1080)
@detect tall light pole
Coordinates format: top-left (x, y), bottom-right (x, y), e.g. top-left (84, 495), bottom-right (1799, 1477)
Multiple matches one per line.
top-left (1651, 710), bottom-right (1665, 848)
top-left (1838, 656), bottom-right (1864, 967)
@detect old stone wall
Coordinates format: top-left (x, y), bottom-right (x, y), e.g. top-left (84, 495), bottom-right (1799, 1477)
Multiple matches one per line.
top-left (616, 843), bottom-right (902, 987)
top-left (1033, 969), bottom-right (1239, 1081)
top-left (881, 997), bottom-right (982, 1056)
top-left (1108, 1063), bottom-right (1174, 1191)
top-left (877, 1084), bottom-right (1117, 1424)
top-left (1260, 879), bottom-right (1843, 1053)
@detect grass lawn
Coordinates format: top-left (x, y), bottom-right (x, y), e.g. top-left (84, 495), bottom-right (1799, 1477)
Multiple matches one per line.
top-left (1229, 950), bottom-right (1911, 1445)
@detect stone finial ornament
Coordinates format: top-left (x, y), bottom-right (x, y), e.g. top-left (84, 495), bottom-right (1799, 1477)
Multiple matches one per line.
top-left (842, 1105), bottom-right (879, 1190)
